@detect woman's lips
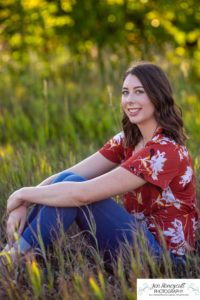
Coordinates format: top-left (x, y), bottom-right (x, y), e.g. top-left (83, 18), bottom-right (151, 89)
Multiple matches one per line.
top-left (127, 108), bottom-right (141, 116)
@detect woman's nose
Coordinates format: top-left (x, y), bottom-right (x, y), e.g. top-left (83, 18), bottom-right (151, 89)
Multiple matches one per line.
top-left (125, 92), bottom-right (136, 103)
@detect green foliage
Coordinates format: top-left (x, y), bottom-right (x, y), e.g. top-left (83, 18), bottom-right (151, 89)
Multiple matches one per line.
top-left (0, 0), bottom-right (200, 77)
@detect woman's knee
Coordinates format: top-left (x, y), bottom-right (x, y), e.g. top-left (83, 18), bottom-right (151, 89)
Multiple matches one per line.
top-left (62, 174), bottom-right (86, 183)
top-left (52, 171), bottom-right (75, 184)
top-left (52, 171), bottom-right (86, 184)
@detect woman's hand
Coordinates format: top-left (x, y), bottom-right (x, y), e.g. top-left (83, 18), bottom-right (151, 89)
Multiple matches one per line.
top-left (7, 188), bottom-right (25, 213)
top-left (6, 205), bottom-right (27, 246)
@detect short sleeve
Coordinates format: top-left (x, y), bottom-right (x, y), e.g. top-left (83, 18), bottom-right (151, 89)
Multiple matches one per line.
top-left (99, 132), bottom-right (125, 164)
top-left (121, 143), bottom-right (180, 189)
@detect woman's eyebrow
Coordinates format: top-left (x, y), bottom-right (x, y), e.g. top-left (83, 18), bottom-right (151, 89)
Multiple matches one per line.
top-left (133, 86), bottom-right (143, 89)
top-left (122, 85), bottom-right (143, 90)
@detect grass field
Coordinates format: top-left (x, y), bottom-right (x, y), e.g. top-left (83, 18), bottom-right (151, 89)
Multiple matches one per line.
top-left (0, 57), bottom-right (200, 299)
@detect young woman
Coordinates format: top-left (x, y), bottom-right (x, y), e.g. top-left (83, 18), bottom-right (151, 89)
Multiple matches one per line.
top-left (4, 62), bottom-right (199, 266)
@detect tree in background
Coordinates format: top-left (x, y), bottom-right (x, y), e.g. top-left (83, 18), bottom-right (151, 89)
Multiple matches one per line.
top-left (0, 0), bottom-right (199, 77)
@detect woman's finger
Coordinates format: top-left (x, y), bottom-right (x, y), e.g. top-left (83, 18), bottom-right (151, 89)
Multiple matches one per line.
top-left (6, 223), bottom-right (15, 246)
top-left (7, 192), bottom-right (20, 213)
top-left (6, 217), bottom-right (20, 245)
top-left (18, 217), bottom-right (26, 235)
top-left (7, 199), bottom-right (20, 214)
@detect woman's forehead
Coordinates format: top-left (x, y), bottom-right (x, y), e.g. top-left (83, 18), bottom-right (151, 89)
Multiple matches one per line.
top-left (123, 74), bottom-right (143, 88)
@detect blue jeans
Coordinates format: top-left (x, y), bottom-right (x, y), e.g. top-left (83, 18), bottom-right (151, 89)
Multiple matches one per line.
top-left (19, 172), bottom-right (185, 265)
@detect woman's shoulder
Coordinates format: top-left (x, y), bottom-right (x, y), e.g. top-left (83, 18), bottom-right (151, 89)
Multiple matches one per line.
top-left (148, 132), bottom-right (191, 161)
top-left (108, 131), bottom-right (125, 148)
top-left (112, 131), bottom-right (125, 143)
top-left (151, 133), bottom-right (177, 146)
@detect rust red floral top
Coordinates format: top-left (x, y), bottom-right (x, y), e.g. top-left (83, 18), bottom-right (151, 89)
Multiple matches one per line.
top-left (99, 128), bottom-right (199, 255)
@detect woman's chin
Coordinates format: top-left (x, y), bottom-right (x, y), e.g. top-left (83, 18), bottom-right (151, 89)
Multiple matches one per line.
top-left (128, 117), bottom-right (141, 125)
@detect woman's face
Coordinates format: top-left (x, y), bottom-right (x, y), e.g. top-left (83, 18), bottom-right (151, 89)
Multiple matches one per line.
top-left (121, 74), bottom-right (156, 126)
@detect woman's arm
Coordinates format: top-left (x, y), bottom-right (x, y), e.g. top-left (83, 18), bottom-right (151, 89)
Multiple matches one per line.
top-left (38, 151), bottom-right (118, 186)
top-left (7, 166), bottom-right (146, 212)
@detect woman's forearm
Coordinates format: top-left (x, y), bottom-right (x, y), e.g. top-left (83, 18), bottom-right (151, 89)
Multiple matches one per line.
top-left (21, 182), bottom-right (84, 207)
top-left (8, 165), bottom-right (145, 213)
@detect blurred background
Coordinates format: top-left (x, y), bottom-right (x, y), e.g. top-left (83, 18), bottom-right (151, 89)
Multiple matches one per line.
top-left (0, 0), bottom-right (199, 205)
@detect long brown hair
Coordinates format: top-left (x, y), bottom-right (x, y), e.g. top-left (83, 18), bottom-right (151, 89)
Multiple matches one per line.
top-left (122, 61), bottom-right (187, 147)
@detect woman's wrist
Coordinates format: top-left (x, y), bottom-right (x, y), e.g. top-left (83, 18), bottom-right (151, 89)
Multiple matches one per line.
top-left (7, 202), bottom-right (27, 217)
top-left (20, 187), bottom-right (34, 207)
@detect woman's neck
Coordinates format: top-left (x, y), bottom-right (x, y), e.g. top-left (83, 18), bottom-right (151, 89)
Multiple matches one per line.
top-left (138, 121), bottom-right (159, 145)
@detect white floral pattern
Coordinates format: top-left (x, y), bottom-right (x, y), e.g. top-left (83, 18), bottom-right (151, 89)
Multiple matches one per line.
top-left (191, 217), bottom-right (198, 231)
top-left (171, 246), bottom-right (185, 255)
top-left (148, 223), bottom-right (156, 228)
top-left (161, 187), bottom-right (181, 209)
top-left (149, 150), bottom-right (167, 180)
top-left (133, 211), bottom-right (145, 220)
top-left (178, 146), bottom-right (189, 161)
top-left (152, 135), bottom-right (176, 146)
top-left (107, 131), bottom-right (124, 151)
top-left (112, 131), bottom-right (124, 144)
top-left (163, 219), bottom-right (185, 249)
top-left (179, 166), bottom-right (193, 187)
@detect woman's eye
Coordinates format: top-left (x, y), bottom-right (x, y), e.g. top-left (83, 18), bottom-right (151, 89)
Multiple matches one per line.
top-left (122, 90), bottom-right (128, 96)
top-left (135, 89), bottom-right (144, 94)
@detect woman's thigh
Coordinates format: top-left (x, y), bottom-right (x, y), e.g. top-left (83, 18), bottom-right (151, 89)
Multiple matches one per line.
top-left (76, 198), bottom-right (163, 260)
